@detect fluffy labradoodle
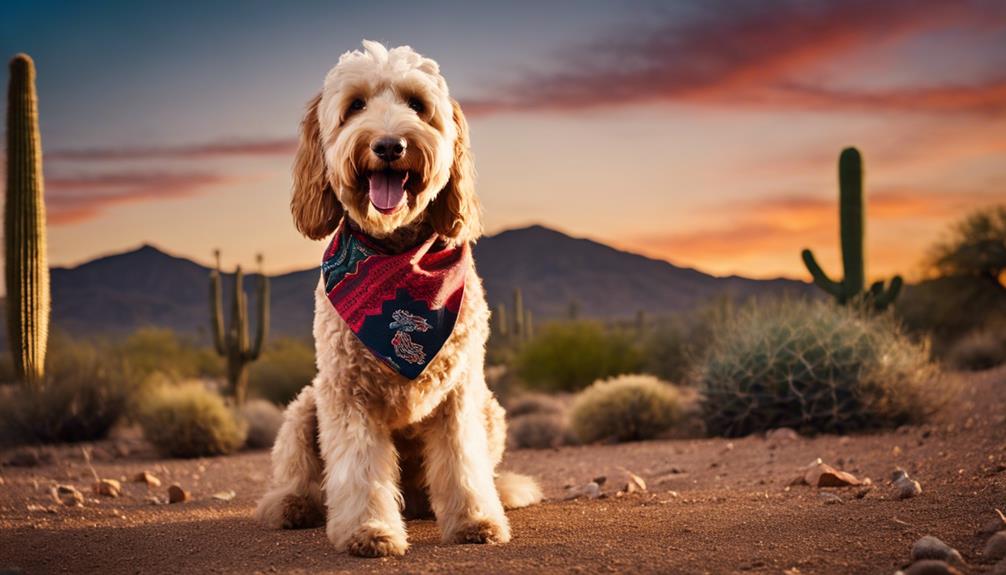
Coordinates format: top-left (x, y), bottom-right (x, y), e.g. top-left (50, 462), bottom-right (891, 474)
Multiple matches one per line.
top-left (256, 40), bottom-right (542, 557)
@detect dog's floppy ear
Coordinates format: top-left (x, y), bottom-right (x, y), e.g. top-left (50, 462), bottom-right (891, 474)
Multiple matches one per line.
top-left (429, 99), bottom-right (482, 243)
top-left (291, 93), bottom-right (343, 240)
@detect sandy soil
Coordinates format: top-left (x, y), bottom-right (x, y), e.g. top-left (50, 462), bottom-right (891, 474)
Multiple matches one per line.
top-left (1, 367), bottom-right (1004, 575)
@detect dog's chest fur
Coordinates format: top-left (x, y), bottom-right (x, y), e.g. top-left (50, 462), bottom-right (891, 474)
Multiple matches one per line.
top-left (312, 264), bottom-right (490, 429)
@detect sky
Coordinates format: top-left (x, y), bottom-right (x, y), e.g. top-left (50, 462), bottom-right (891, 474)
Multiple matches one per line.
top-left (2, 0), bottom-right (1005, 281)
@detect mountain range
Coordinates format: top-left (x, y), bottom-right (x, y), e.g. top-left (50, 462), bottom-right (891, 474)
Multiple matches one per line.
top-left (30, 225), bottom-right (811, 342)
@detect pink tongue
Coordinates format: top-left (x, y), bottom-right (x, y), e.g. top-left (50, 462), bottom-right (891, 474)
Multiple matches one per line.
top-left (368, 171), bottom-right (407, 211)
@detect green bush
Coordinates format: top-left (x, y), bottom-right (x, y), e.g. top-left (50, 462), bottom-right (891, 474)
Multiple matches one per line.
top-left (945, 329), bottom-right (1006, 371)
top-left (508, 413), bottom-right (568, 449)
top-left (700, 299), bottom-right (941, 437)
top-left (138, 383), bottom-right (246, 458)
top-left (0, 336), bottom-right (142, 444)
top-left (114, 328), bottom-right (223, 380)
top-left (249, 338), bottom-right (316, 405)
top-left (570, 374), bottom-right (683, 443)
top-left (515, 321), bottom-right (643, 391)
top-left (240, 399), bottom-right (284, 449)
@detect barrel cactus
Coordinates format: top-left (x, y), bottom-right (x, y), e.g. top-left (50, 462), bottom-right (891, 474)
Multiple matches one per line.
top-left (210, 251), bottom-right (269, 404)
top-left (699, 299), bottom-right (939, 437)
top-left (802, 147), bottom-right (902, 310)
top-left (5, 54), bottom-right (50, 387)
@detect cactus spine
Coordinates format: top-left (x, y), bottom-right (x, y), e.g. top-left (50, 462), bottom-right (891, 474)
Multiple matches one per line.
top-left (5, 54), bottom-right (50, 387)
top-left (210, 251), bottom-right (269, 404)
top-left (802, 147), bottom-right (902, 310)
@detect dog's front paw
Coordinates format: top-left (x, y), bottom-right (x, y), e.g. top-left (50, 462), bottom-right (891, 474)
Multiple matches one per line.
top-left (449, 517), bottom-right (511, 545)
top-left (344, 523), bottom-right (408, 558)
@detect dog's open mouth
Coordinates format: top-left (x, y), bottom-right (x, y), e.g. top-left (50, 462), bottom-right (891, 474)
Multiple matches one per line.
top-left (366, 170), bottom-right (409, 214)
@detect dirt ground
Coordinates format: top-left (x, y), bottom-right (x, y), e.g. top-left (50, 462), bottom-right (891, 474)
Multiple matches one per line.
top-left (1, 367), bottom-right (1004, 575)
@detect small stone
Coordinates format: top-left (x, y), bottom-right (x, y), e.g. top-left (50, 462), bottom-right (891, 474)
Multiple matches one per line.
top-left (804, 462), bottom-right (861, 487)
top-left (211, 490), bottom-right (236, 502)
top-left (892, 468), bottom-right (910, 482)
top-left (985, 532), bottom-right (1006, 562)
top-left (819, 492), bottom-right (843, 505)
top-left (911, 536), bottom-right (964, 565)
top-left (93, 478), bottom-right (121, 497)
top-left (899, 559), bottom-right (963, 575)
top-left (583, 481), bottom-right (601, 499)
top-left (892, 445), bottom-right (903, 456)
top-left (51, 484), bottom-right (84, 507)
top-left (978, 510), bottom-right (1006, 536)
top-left (766, 428), bottom-right (800, 441)
top-left (132, 471), bottom-right (162, 488)
top-left (894, 477), bottom-right (922, 500)
top-left (167, 484), bottom-right (191, 504)
top-left (592, 476), bottom-right (607, 487)
top-left (624, 471), bottom-right (647, 494)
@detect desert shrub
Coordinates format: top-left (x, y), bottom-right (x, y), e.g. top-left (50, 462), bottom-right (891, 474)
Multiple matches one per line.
top-left (0, 336), bottom-right (142, 444)
top-left (700, 299), bottom-right (941, 437)
top-left (240, 399), bottom-right (284, 449)
top-left (945, 329), bottom-right (1006, 371)
top-left (506, 392), bottom-right (565, 418)
top-left (514, 321), bottom-right (643, 391)
top-left (138, 383), bottom-right (246, 458)
top-left (508, 413), bottom-right (568, 449)
top-left (249, 338), bottom-right (316, 405)
top-left (114, 328), bottom-right (223, 380)
top-left (569, 374), bottom-right (683, 443)
top-left (897, 276), bottom-right (1006, 355)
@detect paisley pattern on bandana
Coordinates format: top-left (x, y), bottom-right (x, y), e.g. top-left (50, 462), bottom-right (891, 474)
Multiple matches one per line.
top-left (321, 221), bottom-right (469, 379)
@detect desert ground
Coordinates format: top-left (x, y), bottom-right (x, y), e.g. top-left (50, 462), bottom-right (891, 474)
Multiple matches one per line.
top-left (1, 367), bottom-right (1004, 575)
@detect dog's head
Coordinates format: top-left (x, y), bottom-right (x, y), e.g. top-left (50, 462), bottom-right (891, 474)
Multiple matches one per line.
top-left (291, 40), bottom-right (480, 244)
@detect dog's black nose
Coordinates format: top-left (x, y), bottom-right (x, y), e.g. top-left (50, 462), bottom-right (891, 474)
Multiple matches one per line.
top-left (371, 136), bottom-right (407, 162)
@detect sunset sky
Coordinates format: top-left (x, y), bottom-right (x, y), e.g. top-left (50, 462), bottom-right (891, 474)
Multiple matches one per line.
top-left (3, 0), bottom-right (1005, 281)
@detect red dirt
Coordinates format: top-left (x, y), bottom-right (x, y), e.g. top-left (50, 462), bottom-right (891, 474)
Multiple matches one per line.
top-left (1, 367), bottom-right (1004, 574)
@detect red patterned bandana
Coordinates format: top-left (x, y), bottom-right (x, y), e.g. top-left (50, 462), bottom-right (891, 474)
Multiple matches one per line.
top-left (321, 220), bottom-right (469, 379)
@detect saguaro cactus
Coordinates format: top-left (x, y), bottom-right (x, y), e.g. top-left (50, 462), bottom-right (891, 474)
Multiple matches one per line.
top-left (210, 251), bottom-right (269, 404)
top-left (802, 147), bottom-right (902, 310)
top-left (494, 302), bottom-right (508, 337)
top-left (512, 288), bottom-right (524, 338)
top-left (5, 54), bottom-right (50, 387)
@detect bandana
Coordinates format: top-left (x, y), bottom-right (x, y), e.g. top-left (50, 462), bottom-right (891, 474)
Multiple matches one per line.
top-left (321, 220), bottom-right (469, 379)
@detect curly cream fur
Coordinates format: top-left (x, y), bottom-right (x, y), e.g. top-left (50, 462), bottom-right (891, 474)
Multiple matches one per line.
top-left (257, 40), bottom-right (540, 558)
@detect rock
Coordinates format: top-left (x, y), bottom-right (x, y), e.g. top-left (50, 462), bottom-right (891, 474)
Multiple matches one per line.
top-left (898, 559), bottom-right (963, 575)
top-left (979, 510), bottom-right (1006, 536)
top-left (624, 471), bottom-right (647, 494)
top-left (92, 478), bottom-right (121, 497)
top-left (132, 471), bottom-right (162, 488)
top-left (803, 462), bottom-right (862, 487)
top-left (766, 428), bottom-right (800, 441)
top-left (592, 476), bottom-right (607, 486)
top-left (985, 532), bottom-right (1006, 562)
top-left (583, 481), bottom-right (601, 499)
top-left (167, 484), bottom-right (191, 504)
top-left (211, 490), bottom-right (236, 502)
top-left (894, 477), bottom-right (922, 500)
top-left (51, 484), bottom-right (84, 507)
top-left (892, 468), bottom-right (910, 482)
top-left (819, 492), bottom-right (843, 505)
top-left (911, 536), bottom-right (964, 565)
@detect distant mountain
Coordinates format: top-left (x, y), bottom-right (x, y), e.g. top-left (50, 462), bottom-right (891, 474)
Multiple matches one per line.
top-left (6, 225), bottom-right (810, 343)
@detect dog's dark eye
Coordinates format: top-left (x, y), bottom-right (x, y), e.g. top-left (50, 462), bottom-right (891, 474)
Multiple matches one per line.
top-left (348, 98), bottom-right (366, 112)
top-left (407, 98), bottom-right (425, 114)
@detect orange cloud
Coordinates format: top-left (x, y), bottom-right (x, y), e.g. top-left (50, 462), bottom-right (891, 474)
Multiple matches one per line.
top-left (463, 1), bottom-right (1005, 116)
top-left (46, 171), bottom-right (245, 224)
top-left (622, 189), bottom-right (1006, 278)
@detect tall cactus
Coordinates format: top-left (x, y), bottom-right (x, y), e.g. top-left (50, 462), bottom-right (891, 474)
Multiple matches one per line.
top-left (494, 302), bottom-right (508, 337)
top-left (210, 251), bottom-right (269, 404)
top-left (512, 287), bottom-right (524, 338)
top-left (802, 147), bottom-right (902, 311)
top-left (5, 54), bottom-right (50, 387)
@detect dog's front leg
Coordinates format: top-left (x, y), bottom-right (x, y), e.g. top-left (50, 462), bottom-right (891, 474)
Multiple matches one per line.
top-left (316, 393), bottom-right (407, 557)
top-left (421, 388), bottom-right (511, 544)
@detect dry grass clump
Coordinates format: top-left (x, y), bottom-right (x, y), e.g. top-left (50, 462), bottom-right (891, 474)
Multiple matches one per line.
top-left (137, 383), bottom-right (246, 457)
top-left (570, 374), bottom-right (683, 443)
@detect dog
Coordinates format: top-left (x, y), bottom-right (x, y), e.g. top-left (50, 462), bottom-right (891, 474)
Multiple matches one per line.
top-left (255, 40), bottom-right (542, 558)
